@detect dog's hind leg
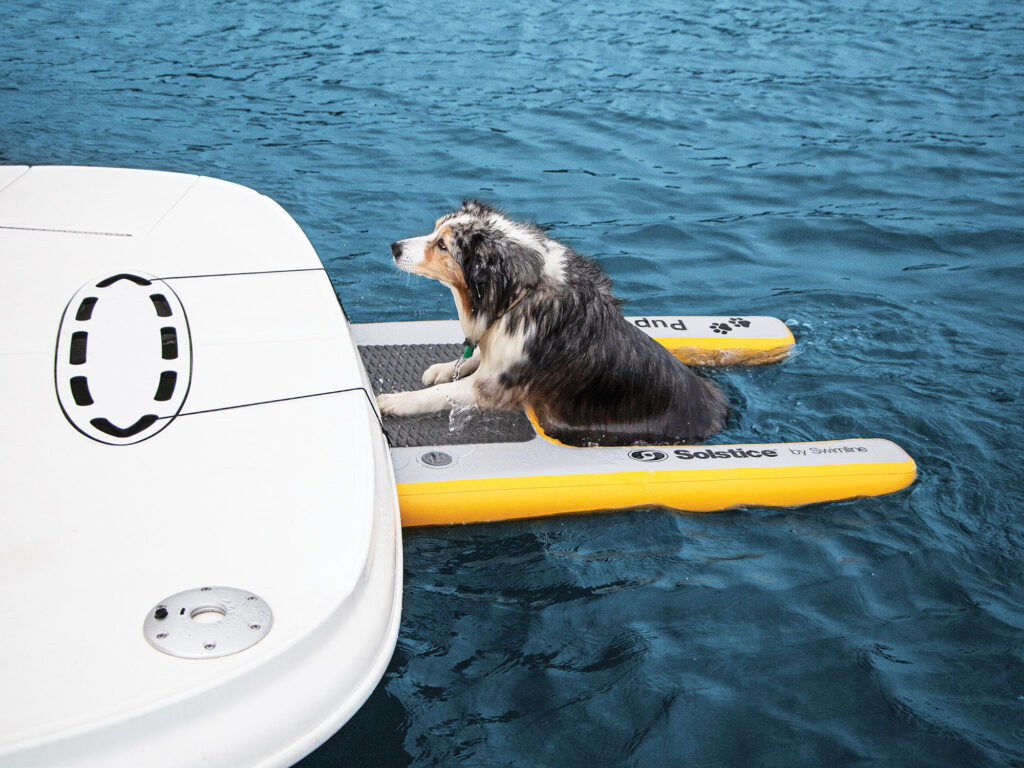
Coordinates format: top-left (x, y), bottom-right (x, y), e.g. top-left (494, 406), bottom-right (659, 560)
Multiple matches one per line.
top-left (422, 347), bottom-right (481, 385)
top-left (377, 377), bottom-right (479, 416)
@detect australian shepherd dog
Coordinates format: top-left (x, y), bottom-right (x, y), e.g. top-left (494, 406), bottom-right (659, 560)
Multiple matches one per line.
top-left (378, 200), bottom-right (728, 446)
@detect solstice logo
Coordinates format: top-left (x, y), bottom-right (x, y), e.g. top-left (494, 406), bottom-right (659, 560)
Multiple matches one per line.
top-left (628, 449), bottom-right (668, 462)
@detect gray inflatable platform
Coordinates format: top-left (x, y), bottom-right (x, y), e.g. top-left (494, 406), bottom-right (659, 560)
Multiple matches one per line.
top-left (351, 319), bottom-right (916, 528)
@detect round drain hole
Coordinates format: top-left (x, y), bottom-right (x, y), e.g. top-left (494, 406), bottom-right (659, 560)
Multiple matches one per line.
top-left (144, 586), bottom-right (272, 659)
top-left (190, 605), bottom-right (227, 624)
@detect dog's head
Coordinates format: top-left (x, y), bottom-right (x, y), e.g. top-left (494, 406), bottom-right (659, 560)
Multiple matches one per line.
top-left (390, 200), bottom-right (545, 323)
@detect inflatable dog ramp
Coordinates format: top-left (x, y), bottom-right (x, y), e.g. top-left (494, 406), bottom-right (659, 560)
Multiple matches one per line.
top-left (352, 319), bottom-right (917, 527)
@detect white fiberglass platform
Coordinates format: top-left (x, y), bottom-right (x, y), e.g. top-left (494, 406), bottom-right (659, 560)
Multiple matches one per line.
top-left (0, 167), bottom-right (402, 768)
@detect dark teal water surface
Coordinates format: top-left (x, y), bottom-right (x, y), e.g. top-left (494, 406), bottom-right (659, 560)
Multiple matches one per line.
top-left (4, 1), bottom-right (1023, 765)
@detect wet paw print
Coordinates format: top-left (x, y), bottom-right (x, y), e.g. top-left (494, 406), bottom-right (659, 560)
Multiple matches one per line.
top-left (729, 317), bottom-right (751, 328)
top-left (710, 322), bottom-right (733, 334)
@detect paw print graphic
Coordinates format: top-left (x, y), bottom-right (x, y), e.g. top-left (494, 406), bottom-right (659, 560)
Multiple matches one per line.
top-left (710, 322), bottom-right (733, 335)
top-left (729, 317), bottom-right (751, 328)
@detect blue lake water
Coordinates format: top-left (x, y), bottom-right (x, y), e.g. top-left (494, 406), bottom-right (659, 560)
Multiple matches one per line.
top-left (3, 0), bottom-right (1023, 764)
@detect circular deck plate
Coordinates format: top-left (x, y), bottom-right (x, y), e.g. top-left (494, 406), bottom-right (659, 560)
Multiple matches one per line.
top-left (143, 587), bottom-right (273, 659)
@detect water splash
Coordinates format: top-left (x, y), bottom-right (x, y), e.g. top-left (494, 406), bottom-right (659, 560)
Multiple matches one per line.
top-left (447, 401), bottom-right (478, 433)
top-left (452, 355), bottom-right (470, 381)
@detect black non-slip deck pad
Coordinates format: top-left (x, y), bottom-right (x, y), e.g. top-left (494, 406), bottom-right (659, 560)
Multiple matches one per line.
top-left (358, 344), bottom-right (536, 448)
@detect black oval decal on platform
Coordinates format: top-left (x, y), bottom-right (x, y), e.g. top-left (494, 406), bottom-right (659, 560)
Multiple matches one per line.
top-left (55, 272), bottom-right (191, 445)
top-left (628, 449), bottom-right (668, 462)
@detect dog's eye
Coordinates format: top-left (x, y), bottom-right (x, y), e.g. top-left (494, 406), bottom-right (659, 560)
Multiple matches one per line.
top-left (436, 239), bottom-right (448, 251)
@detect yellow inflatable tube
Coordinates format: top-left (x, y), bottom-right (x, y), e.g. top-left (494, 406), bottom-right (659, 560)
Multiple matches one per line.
top-left (394, 438), bottom-right (916, 527)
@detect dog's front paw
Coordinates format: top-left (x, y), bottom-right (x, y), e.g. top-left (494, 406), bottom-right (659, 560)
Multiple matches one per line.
top-left (377, 390), bottom-right (438, 417)
top-left (376, 392), bottom-right (406, 415)
top-left (422, 360), bottom-right (457, 386)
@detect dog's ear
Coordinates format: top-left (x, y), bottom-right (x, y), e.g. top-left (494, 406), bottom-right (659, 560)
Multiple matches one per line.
top-left (457, 225), bottom-right (543, 317)
top-left (451, 229), bottom-right (483, 266)
top-left (462, 233), bottom-right (504, 313)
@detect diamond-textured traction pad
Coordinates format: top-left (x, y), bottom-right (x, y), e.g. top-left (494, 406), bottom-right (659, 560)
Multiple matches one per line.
top-left (358, 344), bottom-right (537, 448)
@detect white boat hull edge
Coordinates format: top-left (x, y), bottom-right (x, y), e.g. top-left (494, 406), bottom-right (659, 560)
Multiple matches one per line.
top-left (0, 166), bottom-right (402, 768)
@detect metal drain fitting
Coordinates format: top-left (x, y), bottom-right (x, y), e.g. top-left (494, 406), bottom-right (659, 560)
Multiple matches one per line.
top-left (143, 586), bottom-right (273, 659)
